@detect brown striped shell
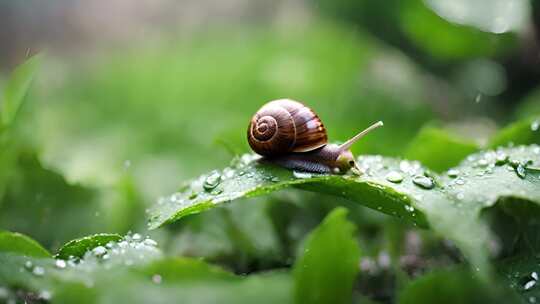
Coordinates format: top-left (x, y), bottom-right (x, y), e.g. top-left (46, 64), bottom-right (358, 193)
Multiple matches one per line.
top-left (247, 99), bottom-right (328, 156)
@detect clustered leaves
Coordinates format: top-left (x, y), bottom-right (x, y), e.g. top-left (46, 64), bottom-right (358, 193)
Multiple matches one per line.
top-left (2, 13), bottom-right (540, 304)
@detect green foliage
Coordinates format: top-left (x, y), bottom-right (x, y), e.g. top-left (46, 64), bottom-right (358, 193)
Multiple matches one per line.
top-left (0, 232), bottom-right (294, 304)
top-left (0, 3), bottom-right (539, 302)
top-left (149, 146), bottom-right (540, 279)
top-left (405, 126), bottom-right (479, 172)
top-left (399, 1), bottom-right (516, 60)
top-left (55, 233), bottom-right (122, 259)
top-left (489, 116), bottom-right (540, 148)
top-left (398, 269), bottom-right (518, 304)
top-left (0, 54), bottom-right (41, 128)
top-left (293, 208), bottom-right (360, 304)
top-left (499, 255), bottom-right (540, 303)
top-left (0, 230), bottom-right (50, 257)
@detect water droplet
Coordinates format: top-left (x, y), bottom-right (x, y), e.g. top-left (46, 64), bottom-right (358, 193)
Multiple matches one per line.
top-left (456, 192), bottom-right (465, 200)
top-left (188, 192), bottom-right (197, 200)
top-left (222, 168), bottom-right (235, 179)
top-left (132, 233), bottom-right (142, 240)
top-left (447, 169), bottom-right (460, 178)
top-left (152, 274), bottom-right (162, 284)
top-left (38, 290), bottom-right (52, 300)
top-left (524, 280), bottom-right (536, 290)
top-left (412, 175), bottom-right (434, 189)
top-left (532, 272), bottom-right (539, 281)
top-left (495, 153), bottom-right (508, 165)
top-left (143, 238), bottom-right (158, 247)
top-left (293, 171), bottom-right (312, 179)
top-left (211, 189), bottom-right (223, 195)
top-left (270, 176), bottom-right (280, 182)
top-left (530, 296), bottom-right (536, 303)
top-left (531, 120), bottom-right (539, 131)
top-left (399, 161), bottom-right (412, 174)
top-left (477, 159), bottom-right (489, 167)
top-left (123, 160), bottom-right (132, 170)
top-left (404, 205), bottom-right (414, 212)
top-left (24, 261), bottom-right (33, 269)
top-left (385, 171), bottom-right (404, 183)
top-left (203, 171), bottom-right (222, 191)
top-left (455, 178), bottom-right (466, 185)
top-left (32, 266), bottom-right (45, 276)
top-left (55, 259), bottom-right (67, 269)
top-left (475, 93), bottom-right (482, 103)
top-left (516, 164), bottom-right (527, 179)
top-left (92, 246), bottom-right (107, 256)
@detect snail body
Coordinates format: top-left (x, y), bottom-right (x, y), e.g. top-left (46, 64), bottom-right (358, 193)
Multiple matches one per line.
top-left (247, 99), bottom-right (383, 173)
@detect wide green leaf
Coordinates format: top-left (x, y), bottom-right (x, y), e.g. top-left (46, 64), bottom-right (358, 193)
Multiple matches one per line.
top-left (55, 233), bottom-right (122, 259)
top-left (1, 54), bottom-right (41, 127)
top-left (0, 232), bottom-right (293, 304)
top-left (399, 1), bottom-right (515, 60)
top-left (148, 146), bottom-right (540, 277)
top-left (404, 126), bottom-right (479, 172)
top-left (293, 207), bottom-right (360, 304)
top-left (0, 230), bottom-right (50, 258)
top-left (398, 269), bottom-right (519, 304)
top-left (489, 116), bottom-right (540, 148)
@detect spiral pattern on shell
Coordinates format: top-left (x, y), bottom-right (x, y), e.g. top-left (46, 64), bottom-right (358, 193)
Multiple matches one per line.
top-left (247, 99), bottom-right (328, 156)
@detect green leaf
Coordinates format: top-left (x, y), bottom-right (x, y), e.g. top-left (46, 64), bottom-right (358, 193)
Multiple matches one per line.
top-left (0, 234), bottom-right (293, 304)
top-left (293, 207), bottom-right (360, 304)
top-left (1, 54), bottom-right (41, 127)
top-left (0, 230), bottom-right (50, 258)
top-left (148, 146), bottom-right (540, 278)
top-left (399, 1), bottom-right (516, 61)
top-left (489, 116), bottom-right (540, 148)
top-left (55, 233), bottom-right (122, 259)
top-left (0, 152), bottom-right (101, 248)
top-left (516, 89), bottom-right (540, 118)
top-left (398, 269), bottom-right (519, 304)
top-left (404, 126), bottom-right (479, 172)
top-left (147, 154), bottom-right (429, 229)
top-left (499, 255), bottom-right (540, 303)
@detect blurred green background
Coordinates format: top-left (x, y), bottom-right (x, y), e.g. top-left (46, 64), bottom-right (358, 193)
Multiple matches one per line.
top-left (1, 0), bottom-right (539, 301)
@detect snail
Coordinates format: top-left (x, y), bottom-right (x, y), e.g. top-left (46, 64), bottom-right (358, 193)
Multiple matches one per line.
top-left (247, 99), bottom-right (383, 174)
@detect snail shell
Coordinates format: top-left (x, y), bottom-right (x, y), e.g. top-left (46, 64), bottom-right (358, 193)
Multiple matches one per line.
top-left (247, 99), bottom-right (328, 156)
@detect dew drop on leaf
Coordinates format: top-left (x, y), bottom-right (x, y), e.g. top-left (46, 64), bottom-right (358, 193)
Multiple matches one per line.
top-left (385, 171), bottom-right (404, 183)
top-left (515, 164), bottom-right (527, 179)
top-left (32, 266), bottom-right (45, 276)
top-left (24, 261), bottom-right (33, 269)
top-left (447, 169), bottom-right (460, 178)
top-left (412, 175), bottom-right (434, 189)
top-left (477, 159), bottom-right (489, 167)
top-left (531, 120), bottom-right (539, 131)
top-left (55, 259), bottom-right (67, 269)
top-left (524, 280), bottom-right (536, 290)
top-left (203, 171), bottom-right (222, 191)
top-left (143, 238), bottom-right (158, 247)
top-left (38, 290), bottom-right (52, 301)
top-left (455, 178), bottom-right (466, 185)
top-left (92, 246), bottom-right (107, 257)
top-left (293, 171), bottom-right (312, 179)
top-left (152, 274), bottom-right (162, 284)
